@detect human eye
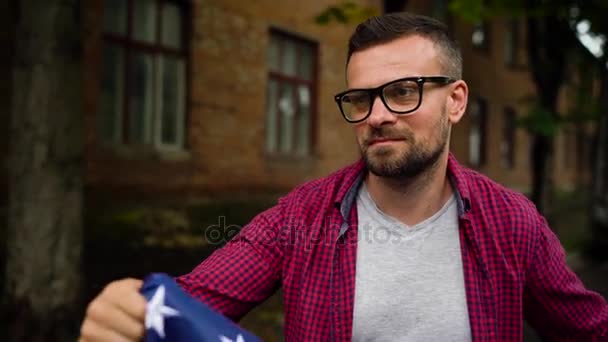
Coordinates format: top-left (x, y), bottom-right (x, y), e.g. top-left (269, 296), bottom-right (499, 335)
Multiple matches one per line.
top-left (385, 82), bottom-right (417, 99)
top-left (342, 92), bottom-right (369, 109)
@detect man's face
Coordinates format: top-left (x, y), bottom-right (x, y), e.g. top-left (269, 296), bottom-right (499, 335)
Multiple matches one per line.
top-left (346, 35), bottom-right (453, 179)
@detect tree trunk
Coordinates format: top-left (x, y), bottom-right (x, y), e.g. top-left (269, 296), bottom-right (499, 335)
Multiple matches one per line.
top-left (589, 66), bottom-right (608, 261)
top-left (530, 134), bottom-right (554, 214)
top-left (525, 3), bottom-right (572, 215)
top-left (2, 1), bottom-right (83, 341)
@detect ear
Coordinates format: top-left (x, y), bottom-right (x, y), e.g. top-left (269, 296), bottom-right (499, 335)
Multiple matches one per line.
top-left (446, 80), bottom-right (468, 124)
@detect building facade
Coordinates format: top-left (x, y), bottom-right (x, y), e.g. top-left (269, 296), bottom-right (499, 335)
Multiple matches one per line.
top-left (3, 0), bottom-right (595, 201)
top-left (84, 0), bottom-right (374, 198)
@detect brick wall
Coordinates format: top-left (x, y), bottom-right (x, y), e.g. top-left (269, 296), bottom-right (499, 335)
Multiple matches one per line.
top-left (82, 0), bottom-right (593, 197)
top-left (453, 15), bottom-right (537, 192)
top-left (84, 0), bottom-right (376, 197)
top-left (385, 0), bottom-right (595, 193)
top-left (408, 3), bottom-right (593, 193)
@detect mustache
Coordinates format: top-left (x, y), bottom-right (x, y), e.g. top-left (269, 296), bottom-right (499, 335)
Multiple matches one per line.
top-left (362, 128), bottom-right (414, 145)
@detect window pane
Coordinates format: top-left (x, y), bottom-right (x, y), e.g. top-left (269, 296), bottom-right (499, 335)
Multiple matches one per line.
top-left (268, 35), bottom-right (280, 72)
top-left (472, 27), bottom-right (485, 46)
top-left (129, 52), bottom-right (156, 144)
top-left (472, 22), bottom-right (488, 48)
top-left (162, 3), bottom-right (183, 49)
top-left (265, 79), bottom-right (279, 153)
top-left (297, 85), bottom-right (311, 156)
top-left (501, 108), bottom-right (516, 168)
top-left (281, 39), bottom-right (297, 77)
top-left (469, 127), bottom-right (481, 166)
top-left (103, 0), bottom-right (127, 35)
top-left (134, 0), bottom-right (157, 43)
top-left (504, 31), bottom-right (514, 64)
top-left (298, 45), bottom-right (314, 81)
top-left (504, 21), bottom-right (515, 65)
top-left (278, 83), bottom-right (296, 153)
top-left (99, 44), bottom-right (124, 143)
top-left (160, 56), bottom-right (185, 145)
top-left (468, 100), bottom-right (482, 166)
top-left (267, 31), bottom-right (318, 156)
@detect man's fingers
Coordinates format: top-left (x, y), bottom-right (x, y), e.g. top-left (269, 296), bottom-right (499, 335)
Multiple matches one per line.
top-left (80, 319), bottom-right (135, 342)
top-left (102, 278), bottom-right (147, 321)
top-left (86, 298), bottom-right (145, 340)
top-left (79, 278), bottom-right (148, 341)
top-left (119, 278), bottom-right (143, 289)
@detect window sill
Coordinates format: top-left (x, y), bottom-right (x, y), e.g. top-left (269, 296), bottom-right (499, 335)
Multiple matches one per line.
top-left (99, 143), bottom-right (191, 162)
top-left (157, 149), bottom-right (191, 162)
top-left (263, 152), bottom-right (318, 171)
top-left (263, 152), bottom-right (317, 163)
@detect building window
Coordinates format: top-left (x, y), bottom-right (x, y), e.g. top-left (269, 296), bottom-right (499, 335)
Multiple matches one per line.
top-left (468, 98), bottom-right (488, 167)
top-left (504, 19), bottom-right (520, 66)
top-left (472, 21), bottom-right (490, 52)
top-left (99, 0), bottom-right (188, 150)
top-left (501, 107), bottom-right (517, 169)
top-left (265, 30), bottom-right (317, 157)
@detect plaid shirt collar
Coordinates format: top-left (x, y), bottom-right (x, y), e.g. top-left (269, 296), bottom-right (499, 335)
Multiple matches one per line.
top-left (335, 153), bottom-right (472, 237)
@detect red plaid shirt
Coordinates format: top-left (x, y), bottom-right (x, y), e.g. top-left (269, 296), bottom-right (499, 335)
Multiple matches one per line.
top-left (177, 154), bottom-right (608, 341)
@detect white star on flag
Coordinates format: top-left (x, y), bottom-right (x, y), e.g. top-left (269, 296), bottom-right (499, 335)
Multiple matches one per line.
top-left (145, 285), bottom-right (180, 338)
top-left (219, 333), bottom-right (245, 342)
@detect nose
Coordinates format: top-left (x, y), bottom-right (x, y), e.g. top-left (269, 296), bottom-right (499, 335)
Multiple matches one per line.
top-left (366, 95), bottom-right (397, 127)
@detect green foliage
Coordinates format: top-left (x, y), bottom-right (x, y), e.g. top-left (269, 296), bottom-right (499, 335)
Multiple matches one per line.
top-left (448, 0), bottom-right (549, 22)
top-left (448, 0), bottom-right (485, 22)
top-left (561, 108), bottom-right (600, 125)
top-left (564, 59), bottom-right (602, 124)
top-left (314, 0), bottom-right (607, 135)
top-left (448, 0), bottom-right (604, 30)
top-left (516, 90), bottom-right (598, 137)
top-left (315, 1), bottom-right (378, 25)
top-left (517, 104), bottom-right (560, 136)
top-left (105, 209), bottom-right (145, 226)
top-left (448, 0), bottom-right (606, 136)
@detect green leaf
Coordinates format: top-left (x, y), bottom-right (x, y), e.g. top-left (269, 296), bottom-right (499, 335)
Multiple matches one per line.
top-left (314, 11), bottom-right (331, 25)
top-left (314, 1), bottom-right (378, 25)
top-left (449, 0), bottom-right (484, 22)
top-left (517, 104), bottom-right (561, 136)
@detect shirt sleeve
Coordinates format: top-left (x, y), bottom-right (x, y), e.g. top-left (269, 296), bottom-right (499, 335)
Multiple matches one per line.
top-left (523, 217), bottom-right (608, 340)
top-left (175, 203), bottom-right (286, 321)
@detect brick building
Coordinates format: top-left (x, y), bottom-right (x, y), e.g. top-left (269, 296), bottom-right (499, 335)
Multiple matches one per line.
top-left (83, 0), bottom-right (371, 198)
top-left (4, 0), bottom-right (596, 201)
top-left (402, 1), bottom-right (595, 193)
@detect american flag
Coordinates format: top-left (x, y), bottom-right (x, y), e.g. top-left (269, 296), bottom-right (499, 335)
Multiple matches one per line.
top-left (140, 273), bottom-right (262, 342)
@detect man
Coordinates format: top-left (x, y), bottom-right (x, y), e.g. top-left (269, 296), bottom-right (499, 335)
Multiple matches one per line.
top-left (80, 12), bottom-right (608, 341)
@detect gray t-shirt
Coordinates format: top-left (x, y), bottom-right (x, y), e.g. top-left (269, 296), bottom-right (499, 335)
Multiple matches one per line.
top-left (352, 184), bottom-right (472, 342)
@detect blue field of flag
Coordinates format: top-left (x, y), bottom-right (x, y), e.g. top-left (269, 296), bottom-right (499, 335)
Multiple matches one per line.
top-left (140, 273), bottom-right (262, 342)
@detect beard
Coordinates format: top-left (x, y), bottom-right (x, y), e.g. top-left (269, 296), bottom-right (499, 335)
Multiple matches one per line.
top-left (359, 110), bottom-right (450, 179)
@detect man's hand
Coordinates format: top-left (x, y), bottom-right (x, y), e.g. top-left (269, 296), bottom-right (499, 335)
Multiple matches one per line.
top-left (79, 278), bottom-right (147, 342)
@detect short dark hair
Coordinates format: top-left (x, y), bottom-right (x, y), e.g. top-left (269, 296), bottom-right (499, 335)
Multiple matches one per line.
top-left (347, 12), bottom-right (462, 79)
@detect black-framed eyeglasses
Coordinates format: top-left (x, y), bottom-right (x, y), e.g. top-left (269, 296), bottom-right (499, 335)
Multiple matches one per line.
top-left (334, 76), bottom-right (457, 123)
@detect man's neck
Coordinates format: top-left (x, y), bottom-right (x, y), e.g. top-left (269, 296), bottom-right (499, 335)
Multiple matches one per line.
top-left (364, 156), bottom-right (453, 227)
